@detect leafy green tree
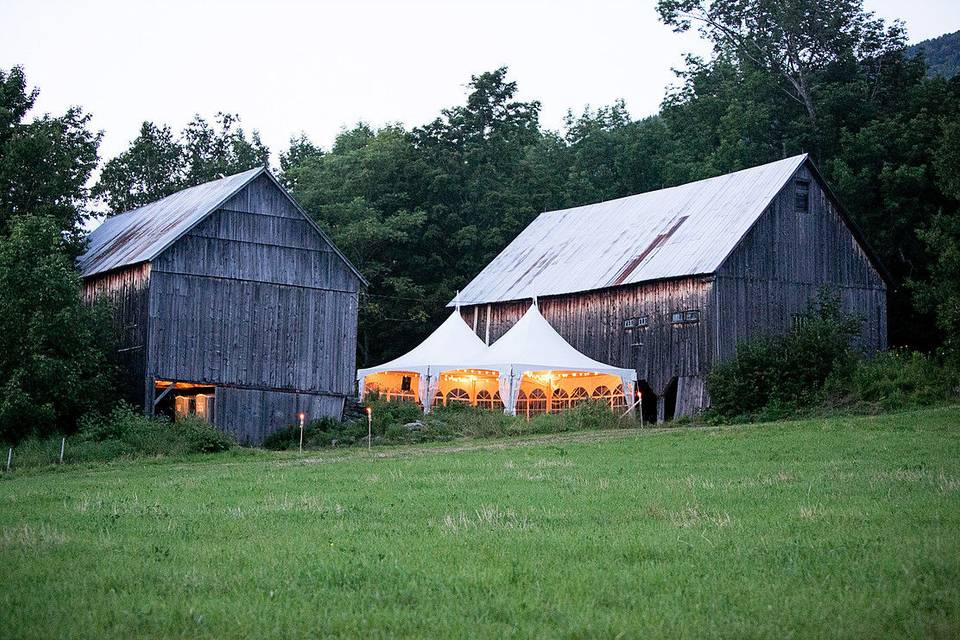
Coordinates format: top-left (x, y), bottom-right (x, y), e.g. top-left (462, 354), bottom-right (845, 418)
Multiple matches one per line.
top-left (92, 122), bottom-right (185, 212)
top-left (0, 66), bottom-right (100, 242)
top-left (281, 125), bottom-right (430, 364)
top-left (913, 116), bottom-right (960, 358)
top-left (656, 0), bottom-right (906, 158)
top-left (181, 112), bottom-right (269, 185)
top-left (94, 112), bottom-right (269, 214)
top-left (0, 217), bottom-right (115, 443)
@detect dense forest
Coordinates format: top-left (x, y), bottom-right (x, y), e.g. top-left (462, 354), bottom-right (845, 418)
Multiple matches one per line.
top-left (1, 0), bottom-right (959, 438)
top-left (907, 30), bottom-right (960, 79)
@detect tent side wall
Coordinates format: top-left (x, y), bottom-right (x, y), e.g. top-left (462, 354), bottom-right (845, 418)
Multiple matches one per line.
top-left (459, 275), bottom-right (715, 416)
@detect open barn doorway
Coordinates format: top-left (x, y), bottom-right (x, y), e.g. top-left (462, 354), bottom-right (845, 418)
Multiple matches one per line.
top-left (661, 377), bottom-right (678, 422)
top-left (636, 380), bottom-right (658, 424)
top-left (154, 380), bottom-right (216, 423)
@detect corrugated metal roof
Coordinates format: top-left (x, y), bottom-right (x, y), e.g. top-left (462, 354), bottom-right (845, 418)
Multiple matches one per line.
top-left (453, 154), bottom-right (808, 305)
top-left (78, 168), bottom-right (265, 278)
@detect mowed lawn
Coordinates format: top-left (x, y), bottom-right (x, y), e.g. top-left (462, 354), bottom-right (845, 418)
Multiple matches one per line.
top-left (1, 408), bottom-right (959, 638)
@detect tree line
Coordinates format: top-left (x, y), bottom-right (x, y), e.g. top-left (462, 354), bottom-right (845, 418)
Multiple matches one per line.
top-left (1, 0), bottom-right (958, 440)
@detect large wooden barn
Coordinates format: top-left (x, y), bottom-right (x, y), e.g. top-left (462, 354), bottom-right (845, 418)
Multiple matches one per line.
top-left (79, 168), bottom-right (365, 444)
top-left (455, 154), bottom-right (888, 421)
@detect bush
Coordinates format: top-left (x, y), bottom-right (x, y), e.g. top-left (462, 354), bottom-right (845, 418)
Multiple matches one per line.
top-left (262, 417), bottom-right (360, 450)
top-left (707, 290), bottom-right (861, 420)
top-left (262, 398), bottom-right (630, 451)
top-left (828, 349), bottom-right (960, 410)
top-left (77, 403), bottom-right (233, 456)
top-left (0, 217), bottom-right (117, 444)
top-left (6, 403), bottom-right (234, 469)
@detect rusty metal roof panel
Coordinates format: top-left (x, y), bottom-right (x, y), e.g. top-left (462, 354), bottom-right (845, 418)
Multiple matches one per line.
top-left (454, 154), bottom-right (807, 305)
top-left (78, 167), bottom-right (264, 277)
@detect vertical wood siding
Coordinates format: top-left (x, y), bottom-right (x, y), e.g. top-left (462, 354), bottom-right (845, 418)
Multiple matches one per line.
top-left (214, 386), bottom-right (346, 446)
top-left (461, 276), bottom-right (714, 400)
top-left (144, 177), bottom-right (361, 443)
top-left (82, 263), bottom-right (152, 405)
top-left (461, 165), bottom-right (886, 418)
top-left (714, 164), bottom-right (888, 361)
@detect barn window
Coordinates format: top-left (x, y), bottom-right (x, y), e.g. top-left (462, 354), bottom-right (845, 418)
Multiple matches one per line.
top-left (795, 180), bottom-right (810, 212)
top-left (672, 310), bottom-right (700, 324)
top-left (637, 315), bottom-right (650, 327)
top-left (623, 317), bottom-right (637, 329)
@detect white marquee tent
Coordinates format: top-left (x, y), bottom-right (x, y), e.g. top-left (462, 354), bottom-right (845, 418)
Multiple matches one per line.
top-left (475, 304), bottom-right (637, 415)
top-left (356, 309), bottom-right (488, 410)
top-left (357, 303), bottom-right (636, 416)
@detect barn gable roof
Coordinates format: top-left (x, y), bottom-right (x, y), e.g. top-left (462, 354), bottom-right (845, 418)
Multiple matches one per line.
top-left (78, 168), bottom-right (367, 285)
top-left (454, 154), bottom-right (826, 305)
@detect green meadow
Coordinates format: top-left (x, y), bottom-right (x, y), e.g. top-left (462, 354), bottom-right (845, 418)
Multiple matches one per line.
top-left (1, 407), bottom-right (958, 638)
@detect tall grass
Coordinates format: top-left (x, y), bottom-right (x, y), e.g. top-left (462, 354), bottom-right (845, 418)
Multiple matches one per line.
top-left (263, 399), bottom-right (630, 451)
top-left (6, 403), bottom-right (234, 469)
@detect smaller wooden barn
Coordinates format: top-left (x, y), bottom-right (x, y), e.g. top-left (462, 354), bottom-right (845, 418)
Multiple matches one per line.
top-left (455, 154), bottom-right (888, 422)
top-left (78, 168), bottom-right (366, 444)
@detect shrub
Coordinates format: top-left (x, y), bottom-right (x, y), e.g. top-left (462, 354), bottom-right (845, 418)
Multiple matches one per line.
top-left (707, 290), bottom-right (861, 420)
top-left (262, 398), bottom-right (630, 451)
top-left (7, 403), bottom-right (235, 469)
top-left (830, 349), bottom-right (960, 410)
top-left (170, 416), bottom-right (234, 453)
top-left (77, 403), bottom-right (234, 456)
top-left (263, 417), bottom-right (353, 450)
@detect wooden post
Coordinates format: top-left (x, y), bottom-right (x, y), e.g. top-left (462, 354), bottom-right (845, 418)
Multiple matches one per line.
top-left (59, 437), bottom-right (65, 464)
top-left (484, 304), bottom-right (491, 345)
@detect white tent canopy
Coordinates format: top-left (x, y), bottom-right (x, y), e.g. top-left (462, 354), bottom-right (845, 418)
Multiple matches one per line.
top-left (475, 304), bottom-right (637, 415)
top-left (356, 309), bottom-right (488, 404)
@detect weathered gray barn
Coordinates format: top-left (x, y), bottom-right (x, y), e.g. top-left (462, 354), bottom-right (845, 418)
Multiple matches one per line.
top-left (455, 154), bottom-right (888, 421)
top-left (79, 168), bottom-right (365, 444)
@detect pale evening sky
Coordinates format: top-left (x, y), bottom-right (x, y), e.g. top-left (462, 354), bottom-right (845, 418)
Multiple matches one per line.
top-left (1, 0), bottom-right (958, 166)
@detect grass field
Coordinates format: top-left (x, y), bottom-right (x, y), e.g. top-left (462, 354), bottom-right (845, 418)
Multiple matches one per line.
top-left (1, 407), bottom-right (959, 638)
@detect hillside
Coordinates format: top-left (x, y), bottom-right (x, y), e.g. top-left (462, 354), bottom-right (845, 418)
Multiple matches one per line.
top-left (908, 30), bottom-right (960, 78)
top-left (1, 407), bottom-right (958, 638)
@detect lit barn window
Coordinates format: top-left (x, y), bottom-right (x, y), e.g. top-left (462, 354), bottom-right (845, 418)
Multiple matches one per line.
top-left (796, 180), bottom-right (810, 213)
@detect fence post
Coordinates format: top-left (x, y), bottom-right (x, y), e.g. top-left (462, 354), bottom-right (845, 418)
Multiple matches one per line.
top-left (59, 437), bottom-right (66, 464)
top-left (5, 447), bottom-right (11, 473)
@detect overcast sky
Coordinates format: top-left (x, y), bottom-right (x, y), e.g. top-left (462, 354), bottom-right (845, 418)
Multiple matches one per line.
top-left (2, 0), bottom-right (958, 165)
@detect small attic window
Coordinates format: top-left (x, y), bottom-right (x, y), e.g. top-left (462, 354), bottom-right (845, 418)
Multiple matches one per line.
top-left (795, 180), bottom-right (810, 213)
